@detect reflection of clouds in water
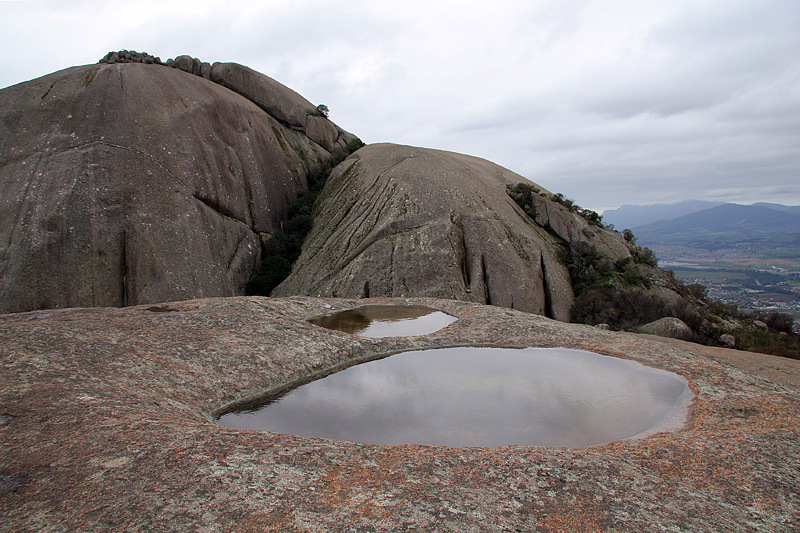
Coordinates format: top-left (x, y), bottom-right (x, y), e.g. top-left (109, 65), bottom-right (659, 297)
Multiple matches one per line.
top-left (358, 311), bottom-right (458, 337)
top-left (220, 347), bottom-right (691, 447)
top-left (308, 306), bottom-right (457, 337)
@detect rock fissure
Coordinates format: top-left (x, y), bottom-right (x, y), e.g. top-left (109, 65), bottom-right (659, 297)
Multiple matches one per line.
top-left (192, 193), bottom-right (248, 227)
top-left (115, 64), bottom-right (126, 95)
top-left (481, 253), bottom-right (492, 306)
top-left (226, 231), bottom-right (252, 272)
top-left (120, 230), bottom-right (128, 306)
top-left (541, 252), bottom-right (554, 319)
top-left (51, 139), bottom-right (194, 192)
top-left (389, 243), bottom-right (396, 295)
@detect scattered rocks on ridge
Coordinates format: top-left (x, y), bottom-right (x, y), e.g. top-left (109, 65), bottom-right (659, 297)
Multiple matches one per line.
top-left (99, 50), bottom-right (163, 65)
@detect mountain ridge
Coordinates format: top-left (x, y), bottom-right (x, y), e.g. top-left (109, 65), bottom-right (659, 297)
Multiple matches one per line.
top-left (602, 199), bottom-right (726, 229)
top-left (633, 203), bottom-right (800, 237)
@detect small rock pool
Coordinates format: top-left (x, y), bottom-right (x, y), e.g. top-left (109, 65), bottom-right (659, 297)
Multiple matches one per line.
top-left (306, 305), bottom-right (458, 337)
top-left (218, 346), bottom-right (693, 448)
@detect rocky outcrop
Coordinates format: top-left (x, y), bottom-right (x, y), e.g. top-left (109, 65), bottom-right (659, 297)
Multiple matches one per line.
top-left (1, 296), bottom-right (798, 531)
top-left (635, 317), bottom-right (694, 341)
top-left (0, 61), bottom-right (355, 313)
top-left (274, 144), bottom-right (637, 320)
top-left (720, 333), bottom-right (736, 347)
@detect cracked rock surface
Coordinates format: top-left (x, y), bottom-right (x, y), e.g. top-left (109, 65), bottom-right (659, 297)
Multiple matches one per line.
top-left (1, 296), bottom-right (798, 532)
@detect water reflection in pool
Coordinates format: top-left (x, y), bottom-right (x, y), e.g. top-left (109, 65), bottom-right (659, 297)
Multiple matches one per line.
top-left (307, 305), bottom-right (457, 337)
top-left (218, 347), bottom-right (693, 448)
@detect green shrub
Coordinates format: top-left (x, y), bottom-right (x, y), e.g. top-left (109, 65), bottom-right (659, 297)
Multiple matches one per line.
top-left (551, 193), bottom-right (575, 211)
top-left (246, 256), bottom-right (291, 295)
top-left (622, 229), bottom-right (637, 244)
top-left (630, 245), bottom-right (658, 267)
top-left (754, 310), bottom-right (795, 334)
top-left (507, 183), bottom-right (603, 226)
top-left (246, 137), bottom-right (364, 296)
top-left (571, 287), bottom-right (669, 330)
top-left (721, 326), bottom-right (800, 359)
top-left (687, 283), bottom-right (708, 300)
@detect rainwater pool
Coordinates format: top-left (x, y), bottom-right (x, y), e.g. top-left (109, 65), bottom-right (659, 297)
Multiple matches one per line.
top-left (218, 346), bottom-right (693, 448)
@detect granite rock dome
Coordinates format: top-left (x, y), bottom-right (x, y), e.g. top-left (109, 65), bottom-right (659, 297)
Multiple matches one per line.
top-left (0, 61), bottom-right (354, 313)
top-left (273, 143), bottom-right (639, 320)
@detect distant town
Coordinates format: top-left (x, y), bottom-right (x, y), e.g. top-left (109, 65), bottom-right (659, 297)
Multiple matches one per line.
top-left (659, 258), bottom-right (800, 333)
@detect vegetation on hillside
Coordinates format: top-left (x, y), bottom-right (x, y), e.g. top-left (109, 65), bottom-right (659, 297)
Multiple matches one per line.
top-left (508, 183), bottom-right (604, 227)
top-left (246, 138), bottom-right (364, 296)
top-left (565, 242), bottom-right (675, 331)
top-left (699, 300), bottom-right (799, 358)
top-left (509, 183), bottom-right (670, 328)
top-left (510, 183), bottom-right (798, 358)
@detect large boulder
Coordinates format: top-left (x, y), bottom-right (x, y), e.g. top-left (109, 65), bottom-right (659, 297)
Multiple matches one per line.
top-left (635, 317), bottom-right (694, 341)
top-left (0, 62), bottom-right (350, 313)
top-left (274, 144), bottom-right (632, 320)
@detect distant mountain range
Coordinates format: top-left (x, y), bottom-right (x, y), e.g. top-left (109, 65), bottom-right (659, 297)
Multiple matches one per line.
top-left (602, 201), bottom-right (800, 230)
top-left (608, 201), bottom-right (800, 261)
top-left (602, 200), bottom-right (726, 229)
top-left (634, 203), bottom-right (800, 237)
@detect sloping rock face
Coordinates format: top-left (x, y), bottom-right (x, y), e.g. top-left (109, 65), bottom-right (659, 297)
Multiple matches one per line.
top-left (1, 296), bottom-right (798, 531)
top-left (274, 144), bottom-right (633, 321)
top-left (0, 62), bottom-right (352, 313)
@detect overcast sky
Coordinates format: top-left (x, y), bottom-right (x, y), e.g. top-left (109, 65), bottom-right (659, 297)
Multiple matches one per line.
top-left (1, 0), bottom-right (798, 212)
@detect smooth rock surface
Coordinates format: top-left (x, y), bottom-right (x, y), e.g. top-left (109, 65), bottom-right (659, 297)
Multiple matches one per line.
top-left (0, 63), bottom-right (350, 313)
top-left (1, 296), bottom-right (798, 532)
top-left (275, 144), bottom-right (635, 320)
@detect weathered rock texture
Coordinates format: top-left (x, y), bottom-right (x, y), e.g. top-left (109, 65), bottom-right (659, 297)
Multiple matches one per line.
top-left (274, 144), bottom-right (634, 321)
top-left (1, 297), bottom-right (798, 531)
top-left (0, 62), bottom-right (353, 313)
